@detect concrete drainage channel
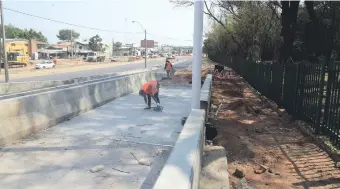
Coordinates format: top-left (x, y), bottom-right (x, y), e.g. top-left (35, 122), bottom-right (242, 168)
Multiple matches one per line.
top-left (0, 62), bottom-right (228, 188)
top-left (0, 69), bottom-right (162, 146)
top-left (0, 64), bottom-right (192, 146)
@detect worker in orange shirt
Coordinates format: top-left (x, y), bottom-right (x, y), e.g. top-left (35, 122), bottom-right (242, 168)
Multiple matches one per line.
top-left (139, 80), bottom-right (160, 109)
top-left (164, 60), bottom-right (173, 79)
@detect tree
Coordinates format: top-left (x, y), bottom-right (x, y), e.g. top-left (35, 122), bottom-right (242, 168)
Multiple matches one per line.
top-left (175, 1), bottom-right (340, 65)
top-left (112, 41), bottom-right (122, 55)
top-left (88, 34), bottom-right (104, 52)
top-left (303, 1), bottom-right (340, 61)
top-left (5, 24), bottom-right (48, 42)
top-left (56, 29), bottom-right (80, 41)
top-left (5, 24), bottom-right (25, 39)
top-left (279, 1), bottom-right (300, 62)
top-left (171, 1), bottom-right (281, 60)
top-left (25, 29), bottom-right (48, 42)
top-left (113, 42), bottom-right (122, 50)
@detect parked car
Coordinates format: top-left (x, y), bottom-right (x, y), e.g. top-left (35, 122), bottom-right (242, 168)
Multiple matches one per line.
top-left (110, 56), bottom-right (119, 62)
top-left (35, 60), bottom-right (56, 69)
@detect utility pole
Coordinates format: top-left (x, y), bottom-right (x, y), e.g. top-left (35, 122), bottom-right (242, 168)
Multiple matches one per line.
top-left (112, 39), bottom-right (114, 57)
top-left (192, 0), bottom-right (204, 109)
top-left (70, 29), bottom-right (73, 59)
top-left (144, 29), bottom-right (147, 68)
top-left (0, 1), bottom-right (9, 82)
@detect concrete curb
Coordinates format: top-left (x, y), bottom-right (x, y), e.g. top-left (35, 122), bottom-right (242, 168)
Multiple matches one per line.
top-left (153, 74), bottom-right (213, 189)
top-left (200, 146), bottom-right (230, 189)
top-left (0, 70), bottom-right (161, 146)
top-left (200, 74), bottom-right (212, 121)
top-left (153, 109), bottom-right (206, 189)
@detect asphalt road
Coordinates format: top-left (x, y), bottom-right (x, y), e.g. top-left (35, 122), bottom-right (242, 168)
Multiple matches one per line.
top-left (4, 57), bottom-right (192, 82)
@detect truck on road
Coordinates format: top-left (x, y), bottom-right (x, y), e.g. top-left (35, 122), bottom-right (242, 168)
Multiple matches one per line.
top-left (86, 52), bottom-right (106, 62)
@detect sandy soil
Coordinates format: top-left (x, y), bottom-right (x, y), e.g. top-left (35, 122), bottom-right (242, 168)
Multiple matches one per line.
top-left (162, 64), bottom-right (210, 84)
top-left (2, 58), bottom-right (164, 80)
top-left (209, 68), bottom-right (340, 189)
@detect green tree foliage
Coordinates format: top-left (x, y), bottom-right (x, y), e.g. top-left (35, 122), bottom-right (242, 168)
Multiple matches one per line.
top-left (89, 34), bottom-right (104, 52)
top-left (172, 1), bottom-right (340, 62)
top-left (113, 42), bottom-right (122, 50)
top-left (5, 24), bottom-right (48, 42)
top-left (56, 29), bottom-right (80, 41)
top-left (200, 1), bottom-right (281, 61)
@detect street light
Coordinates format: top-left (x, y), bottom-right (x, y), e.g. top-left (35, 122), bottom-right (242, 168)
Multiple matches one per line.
top-left (192, 0), bottom-right (204, 109)
top-left (132, 20), bottom-right (147, 69)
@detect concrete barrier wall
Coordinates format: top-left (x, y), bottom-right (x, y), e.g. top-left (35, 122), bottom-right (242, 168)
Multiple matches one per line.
top-left (200, 74), bottom-right (212, 121)
top-left (153, 109), bottom-right (206, 189)
top-left (0, 71), bottom-right (159, 146)
top-left (0, 81), bottom-right (67, 95)
top-left (153, 74), bottom-right (213, 189)
top-left (0, 69), bottom-right (150, 96)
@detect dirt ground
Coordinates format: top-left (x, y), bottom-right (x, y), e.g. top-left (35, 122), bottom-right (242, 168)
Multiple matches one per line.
top-left (209, 69), bottom-right (340, 189)
top-left (2, 57), bottom-right (164, 80)
top-left (164, 64), bottom-right (210, 84)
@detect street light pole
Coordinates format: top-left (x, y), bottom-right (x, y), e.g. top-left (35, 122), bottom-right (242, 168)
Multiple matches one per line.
top-left (191, 0), bottom-right (204, 109)
top-left (0, 1), bottom-right (9, 82)
top-left (132, 20), bottom-right (147, 69)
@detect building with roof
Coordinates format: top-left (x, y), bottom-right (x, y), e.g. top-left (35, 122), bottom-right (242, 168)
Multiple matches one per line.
top-left (4, 39), bottom-right (47, 57)
top-left (53, 41), bottom-right (92, 55)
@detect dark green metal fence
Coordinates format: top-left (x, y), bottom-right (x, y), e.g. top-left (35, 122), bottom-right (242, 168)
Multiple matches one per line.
top-left (299, 62), bottom-right (324, 132)
top-left (322, 62), bottom-right (340, 148)
top-left (221, 58), bottom-right (340, 149)
top-left (282, 63), bottom-right (301, 116)
top-left (270, 63), bottom-right (284, 105)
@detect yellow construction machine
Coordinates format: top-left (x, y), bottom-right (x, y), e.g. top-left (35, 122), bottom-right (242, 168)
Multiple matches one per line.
top-left (1, 50), bottom-right (29, 68)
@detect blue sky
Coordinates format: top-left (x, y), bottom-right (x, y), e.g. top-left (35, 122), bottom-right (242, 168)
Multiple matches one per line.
top-left (3, 0), bottom-right (197, 46)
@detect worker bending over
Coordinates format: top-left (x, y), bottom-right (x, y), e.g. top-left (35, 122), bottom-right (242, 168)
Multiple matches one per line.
top-left (139, 80), bottom-right (160, 109)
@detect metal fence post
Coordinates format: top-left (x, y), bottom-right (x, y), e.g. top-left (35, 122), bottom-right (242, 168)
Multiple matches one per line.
top-left (315, 58), bottom-right (327, 134)
top-left (297, 62), bottom-right (305, 119)
top-left (323, 60), bottom-right (334, 132)
top-left (293, 62), bottom-right (302, 118)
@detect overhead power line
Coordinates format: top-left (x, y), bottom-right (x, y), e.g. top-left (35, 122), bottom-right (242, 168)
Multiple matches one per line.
top-left (5, 7), bottom-right (193, 42)
top-left (4, 7), bottom-right (142, 34)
